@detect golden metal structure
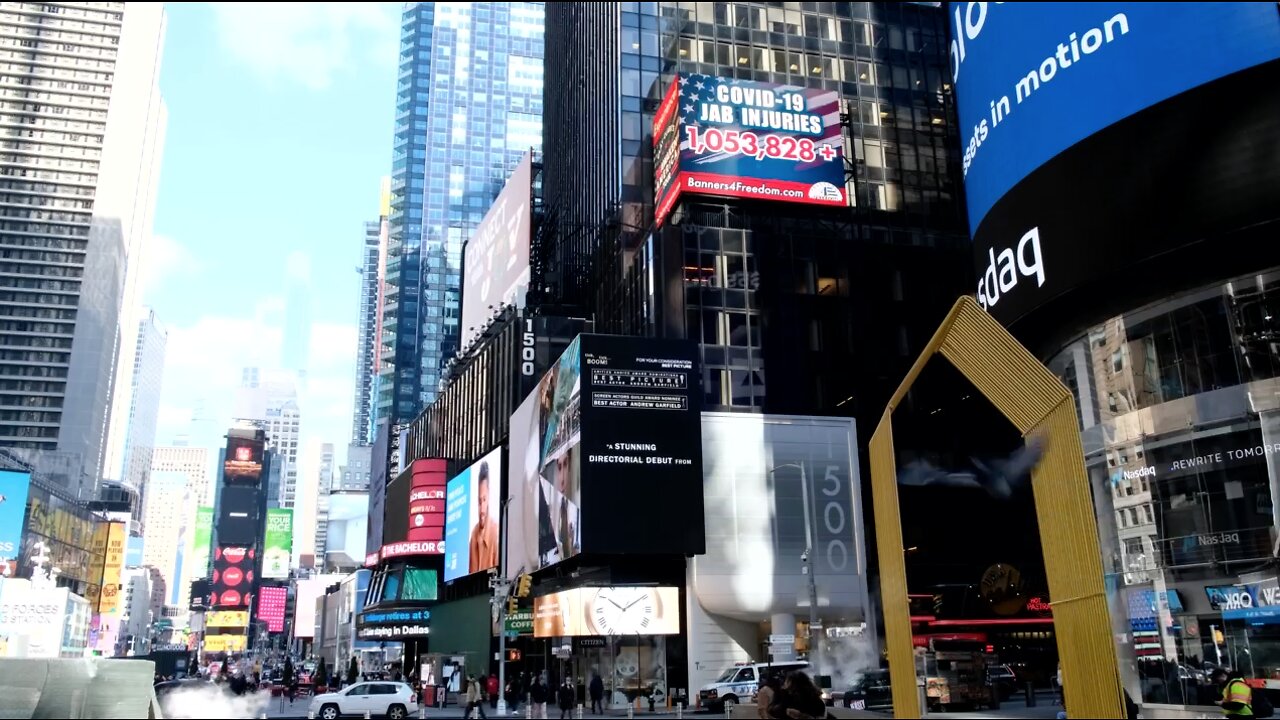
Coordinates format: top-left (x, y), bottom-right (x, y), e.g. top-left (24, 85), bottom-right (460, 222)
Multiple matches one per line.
top-left (869, 295), bottom-right (1125, 719)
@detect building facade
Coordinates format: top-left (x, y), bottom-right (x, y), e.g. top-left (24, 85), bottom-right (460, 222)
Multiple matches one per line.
top-left (313, 442), bottom-right (335, 565)
top-left (140, 469), bottom-right (188, 610)
top-left (0, 2), bottom-right (167, 491)
top-left (353, 218), bottom-right (381, 445)
top-left (377, 1), bottom-right (546, 438)
top-left (233, 369), bottom-right (301, 507)
top-left (116, 308), bottom-right (166, 530)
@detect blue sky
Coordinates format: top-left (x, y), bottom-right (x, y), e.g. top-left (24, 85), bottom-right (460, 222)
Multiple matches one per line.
top-left (145, 2), bottom-right (400, 461)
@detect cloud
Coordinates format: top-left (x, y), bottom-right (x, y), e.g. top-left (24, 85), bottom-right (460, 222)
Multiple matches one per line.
top-left (157, 296), bottom-right (358, 456)
top-left (206, 2), bottom-right (400, 90)
top-left (140, 234), bottom-right (198, 303)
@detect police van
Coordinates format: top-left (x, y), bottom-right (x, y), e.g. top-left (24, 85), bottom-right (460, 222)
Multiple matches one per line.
top-left (698, 661), bottom-right (809, 710)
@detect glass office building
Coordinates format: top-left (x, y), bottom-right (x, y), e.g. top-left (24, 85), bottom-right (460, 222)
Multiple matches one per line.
top-left (379, 2), bottom-right (544, 430)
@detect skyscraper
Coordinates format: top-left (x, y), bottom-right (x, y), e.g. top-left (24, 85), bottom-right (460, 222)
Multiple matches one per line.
top-left (233, 368), bottom-right (301, 507)
top-left (139, 469), bottom-right (187, 612)
top-left (112, 308), bottom-right (166, 529)
top-left (353, 181), bottom-right (389, 445)
top-left (312, 442), bottom-right (335, 568)
top-left (376, 2), bottom-right (545, 437)
top-left (0, 3), bottom-right (167, 491)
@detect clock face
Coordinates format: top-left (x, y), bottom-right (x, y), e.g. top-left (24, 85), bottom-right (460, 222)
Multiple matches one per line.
top-left (587, 587), bottom-right (659, 635)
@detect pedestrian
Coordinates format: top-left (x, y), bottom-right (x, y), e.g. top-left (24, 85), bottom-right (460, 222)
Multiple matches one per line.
top-left (767, 671), bottom-right (826, 720)
top-left (531, 674), bottom-right (549, 719)
top-left (557, 679), bottom-right (576, 720)
top-left (489, 673), bottom-right (501, 710)
top-left (1212, 668), bottom-right (1259, 718)
top-left (589, 672), bottom-right (604, 714)
top-left (1056, 662), bottom-right (1064, 706)
top-left (755, 673), bottom-right (780, 720)
top-left (467, 675), bottom-right (490, 719)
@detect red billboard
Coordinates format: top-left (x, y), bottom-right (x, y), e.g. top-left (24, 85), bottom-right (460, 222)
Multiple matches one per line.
top-left (210, 545), bottom-right (255, 608)
top-left (405, 458), bottom-right (446, 552)
top-left (257, 585), bottom-right (287, 633)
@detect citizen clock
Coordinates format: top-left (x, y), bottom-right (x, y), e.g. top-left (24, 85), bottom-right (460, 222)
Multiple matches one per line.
top-left (585, 587), bottom-right (662, 635)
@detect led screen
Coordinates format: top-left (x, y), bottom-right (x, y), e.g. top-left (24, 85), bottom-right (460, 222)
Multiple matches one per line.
top-left (444, 446), bottom-right (503, 582)
top-left (533, 586), bottom-right (681, 637)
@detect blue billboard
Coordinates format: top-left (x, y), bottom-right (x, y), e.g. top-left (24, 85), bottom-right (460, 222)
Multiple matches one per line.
top-left (0, 470), bottom-right (31, 577)
top-left (952, 2), bottom-right (1280, 229)
top-left (1206, 580), bottom-right (1280, 624)
top-left (442, 446), bottom-right (502, 583)
top-left (654, 73), bottom-right (847, 227)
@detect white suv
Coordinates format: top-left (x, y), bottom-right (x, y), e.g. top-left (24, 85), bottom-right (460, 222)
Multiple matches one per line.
top-left (309, 681), bottom-right (419, 720)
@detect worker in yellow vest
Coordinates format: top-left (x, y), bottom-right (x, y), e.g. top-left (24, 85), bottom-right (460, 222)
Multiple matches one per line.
top-left (1213, 668), bottom-right (1253, 717)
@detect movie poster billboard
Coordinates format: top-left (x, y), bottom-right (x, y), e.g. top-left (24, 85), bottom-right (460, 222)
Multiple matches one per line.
top-left (263, 508), bottom-right (293, 579)
top-left (655, 73), bottom-right (847, 227)
top-left (444, 446), bottom-right (503, 582)
top-left (0, 470), bottom-right (30, 577)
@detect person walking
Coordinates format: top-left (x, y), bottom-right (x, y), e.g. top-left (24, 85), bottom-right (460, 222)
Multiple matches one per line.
top-left (557, 679), bottom-right (577, 720)
top-left (589, 673), bottom-right (604, 714)
top-left (489, 674), bottom-right (501, 710)
top-left (1056, 663), bottom-right (1065, 706)
top-left (767, 671), bottom-right (826, 720)
top-left (467, 675), bottom-right (490, 719)
top-left (755, 673), bottom-right (780, 720)
top-left (531, 674), bottom-right (549, 719)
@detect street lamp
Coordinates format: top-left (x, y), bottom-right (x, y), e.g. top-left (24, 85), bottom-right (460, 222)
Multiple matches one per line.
top-left (767, 462), bottom-right (822, 684)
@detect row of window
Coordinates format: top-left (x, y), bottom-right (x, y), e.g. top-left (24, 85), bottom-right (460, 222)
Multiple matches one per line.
top-left (8, 3), bottom-right (123, 23)
top-left (0, 207), bottom-right (89, 225)
top-left (0, 60), bottom-right (114, 85)
top-left (0, 100), bottom-right (108, 122)
top-left (0, 348), bottom-right (66, 362)
top-left (0, 363), bottom-right (67, 379)
top-left (0, 178), bottom-right (96, 197)
top-left (0, 422), bottom-right (57, 438)
top-left (0, 232), bottom-right (87, 250)
top-left (0, 221), bottom-right (91, 237)
top-left (0, 138), bottom-right (102, 159)
top-left (0, 304), bottom-right (75, 321)
top-left (0, 34), bottom-right (119, 59)
top-left (0, 194), bottom-right (92, 213)
top-left (0, 290), bottom-right (78, 305)
top-left (0, 48), bottom-right (117, 73)
top-left (0, 332), bottom-right (72, 348)
top-left (0, 112), bottom-right (107, 135)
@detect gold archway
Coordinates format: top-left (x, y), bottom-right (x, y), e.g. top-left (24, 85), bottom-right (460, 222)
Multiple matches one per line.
top-left (868, 296), bottom-right (1125, 719)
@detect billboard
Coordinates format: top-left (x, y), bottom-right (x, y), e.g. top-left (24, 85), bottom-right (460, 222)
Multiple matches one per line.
top-left (654, 72), bottom-right (847, 227)
top-left (444, 446), bottom-right (503, 582)
top-left (203, 634), bottom-right (247, 653)
top-left (324, 493), bottom-right (369, 567)
top-left (97, 521), bottom-right (127, 615)
top-left (223, 435), bottom-right (265, 484)
top-left (461, 152), bottom-right (533, 350)
top-left (532, 586), bottom-right (681, 637)
top-left (189, 507), bottom-right (214, 580)
top-left (0, 470), bottom-right (30, 577)
top-left (206, 610), bottom-right (249, 629)
top-left (257, 585), bottom-right (287, 633)
top-left (210, 545), bottom-right (255, 609)
top-left (952, 3), bottom-right (1280, 229)
top-left (292, 574), bottom-right (343, 639)
top-left (507, 335), bottom-right (703, 578)
top-left (216, 485), bottom-right (262, 545)
top-left (263, 508), bottom-right (293, 579)
top-left (405, 459), bottom-right (446, 552)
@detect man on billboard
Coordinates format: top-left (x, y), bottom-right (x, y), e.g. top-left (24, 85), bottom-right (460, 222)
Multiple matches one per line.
top-left (468, 462), bottom-right (499, 574)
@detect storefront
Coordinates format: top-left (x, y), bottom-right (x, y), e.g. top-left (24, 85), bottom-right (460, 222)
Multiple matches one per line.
top-left (1047, 273), bottom-right (1280, 708)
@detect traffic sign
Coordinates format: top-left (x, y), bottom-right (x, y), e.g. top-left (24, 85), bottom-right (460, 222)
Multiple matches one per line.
top-left (769, 634), bottom-right (795, 645)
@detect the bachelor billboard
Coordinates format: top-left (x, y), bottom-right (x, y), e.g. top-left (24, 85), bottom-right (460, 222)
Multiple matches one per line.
top-left (461, 153), bottom-right (533, 350)
top-left (655, 73), bottom-right (847, 227)
top-left (506, 335), bottom-right (704, 578)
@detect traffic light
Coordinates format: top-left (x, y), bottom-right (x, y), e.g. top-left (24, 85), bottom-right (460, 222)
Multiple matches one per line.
top-left (516, 574), bottom-right (532, 598)
top-left (508, 597), bottom-right (519, 615)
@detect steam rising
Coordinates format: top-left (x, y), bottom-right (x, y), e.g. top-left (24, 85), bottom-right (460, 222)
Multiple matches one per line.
top-left (822, 633), bottom-right (882, 690)
top-left (158, 686), bottom-right (271, 719)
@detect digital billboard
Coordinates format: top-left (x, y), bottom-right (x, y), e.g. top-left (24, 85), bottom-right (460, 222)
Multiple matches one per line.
top-left (223, 435), bottom-right (264, 484)
top-left (324, 493), bottom-right (369, 567)
top-left (97, 521), bottom-right (127, 615)
top-left (203, 634), bottom-right (247, 653)
top-left (952, 3), bottom-right (1280, 229)
top-left (257, 585), bottom-right (288, 633)
top-left (206, 610), bottom-right (249, 629)
top-left (210, 545), bottom-right (255, 609)
top-left (0, 470), bottom-right (30, 577)
top-left (532, 586), bottom-right (681, 638)
top-left (444, 446), bottom-right (503, 582)
top-left (461, 152), bottom-right (533, 350)
top-left (507, 335), bottom-right (703, 578)
top-left (405, 459), bottom-right (446, 552)
top-left (216, 485), bottom-right (262, 545)
top-left (263, 508), bottom-right (293, 579)
top-left (654, 72), bottom-right (847, 227)
top-left (188, 506), bottom-right (214, 580)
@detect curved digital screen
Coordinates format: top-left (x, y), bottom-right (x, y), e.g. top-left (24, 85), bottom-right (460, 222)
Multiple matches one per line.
top-left (953, 2), bottom-right (1280, 229)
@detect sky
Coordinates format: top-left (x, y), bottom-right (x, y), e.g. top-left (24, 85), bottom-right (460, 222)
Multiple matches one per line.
top-left (144, 2), bottom-right (401, 466)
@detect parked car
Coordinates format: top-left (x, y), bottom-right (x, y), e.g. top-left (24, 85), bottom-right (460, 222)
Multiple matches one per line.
top-left (309, 681), bottom-right (419, 720)
top-left (841, 669), bottom-right (893, 712)
top-left (986, 664), bottom-right (1018, 701)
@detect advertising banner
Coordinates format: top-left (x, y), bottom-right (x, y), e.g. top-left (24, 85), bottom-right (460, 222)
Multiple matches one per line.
top-left (951, 2), bottom-right (1280, 229)
top-left (203, 634), bottom-right (247, 653)
top-left (654, 72), bottom-right (847, 227)
top-left (0, 470), bottom-right (30, 577)
top-left (189, 507), bottom-right (214, 580)
top-left (461, 153), bottom-right (533, 350)
top-left (210, 545), bottom-right (255, 609)
top-left (223, 435), bottom-right (264, 484)
top-left (505, 608), bottom-right (533, 636)
top-left (97, 522), bottom-right (126, 615)
top-left (507, 335), bottom-right (703, 577)
top-left (257, 585), bottom-right (287, 633)
top-left (444, 446), bottom-right (503, 582)
top-left (532, 586), bottom-right (680, 637)
top-left (1206, 578), bottom-right (1280, 623)
top-left (263, 508), bottom-right (293, 579)
top-left (405, 459), bottom-right (446, 552)
top-left (356, 607), bottom-right (431, 641)
top-left (206, 611), bottom-right (249, 629)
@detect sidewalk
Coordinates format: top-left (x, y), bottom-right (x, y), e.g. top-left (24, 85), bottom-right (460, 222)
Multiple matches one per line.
top-left (263, 698), bottom-right (726, 720)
